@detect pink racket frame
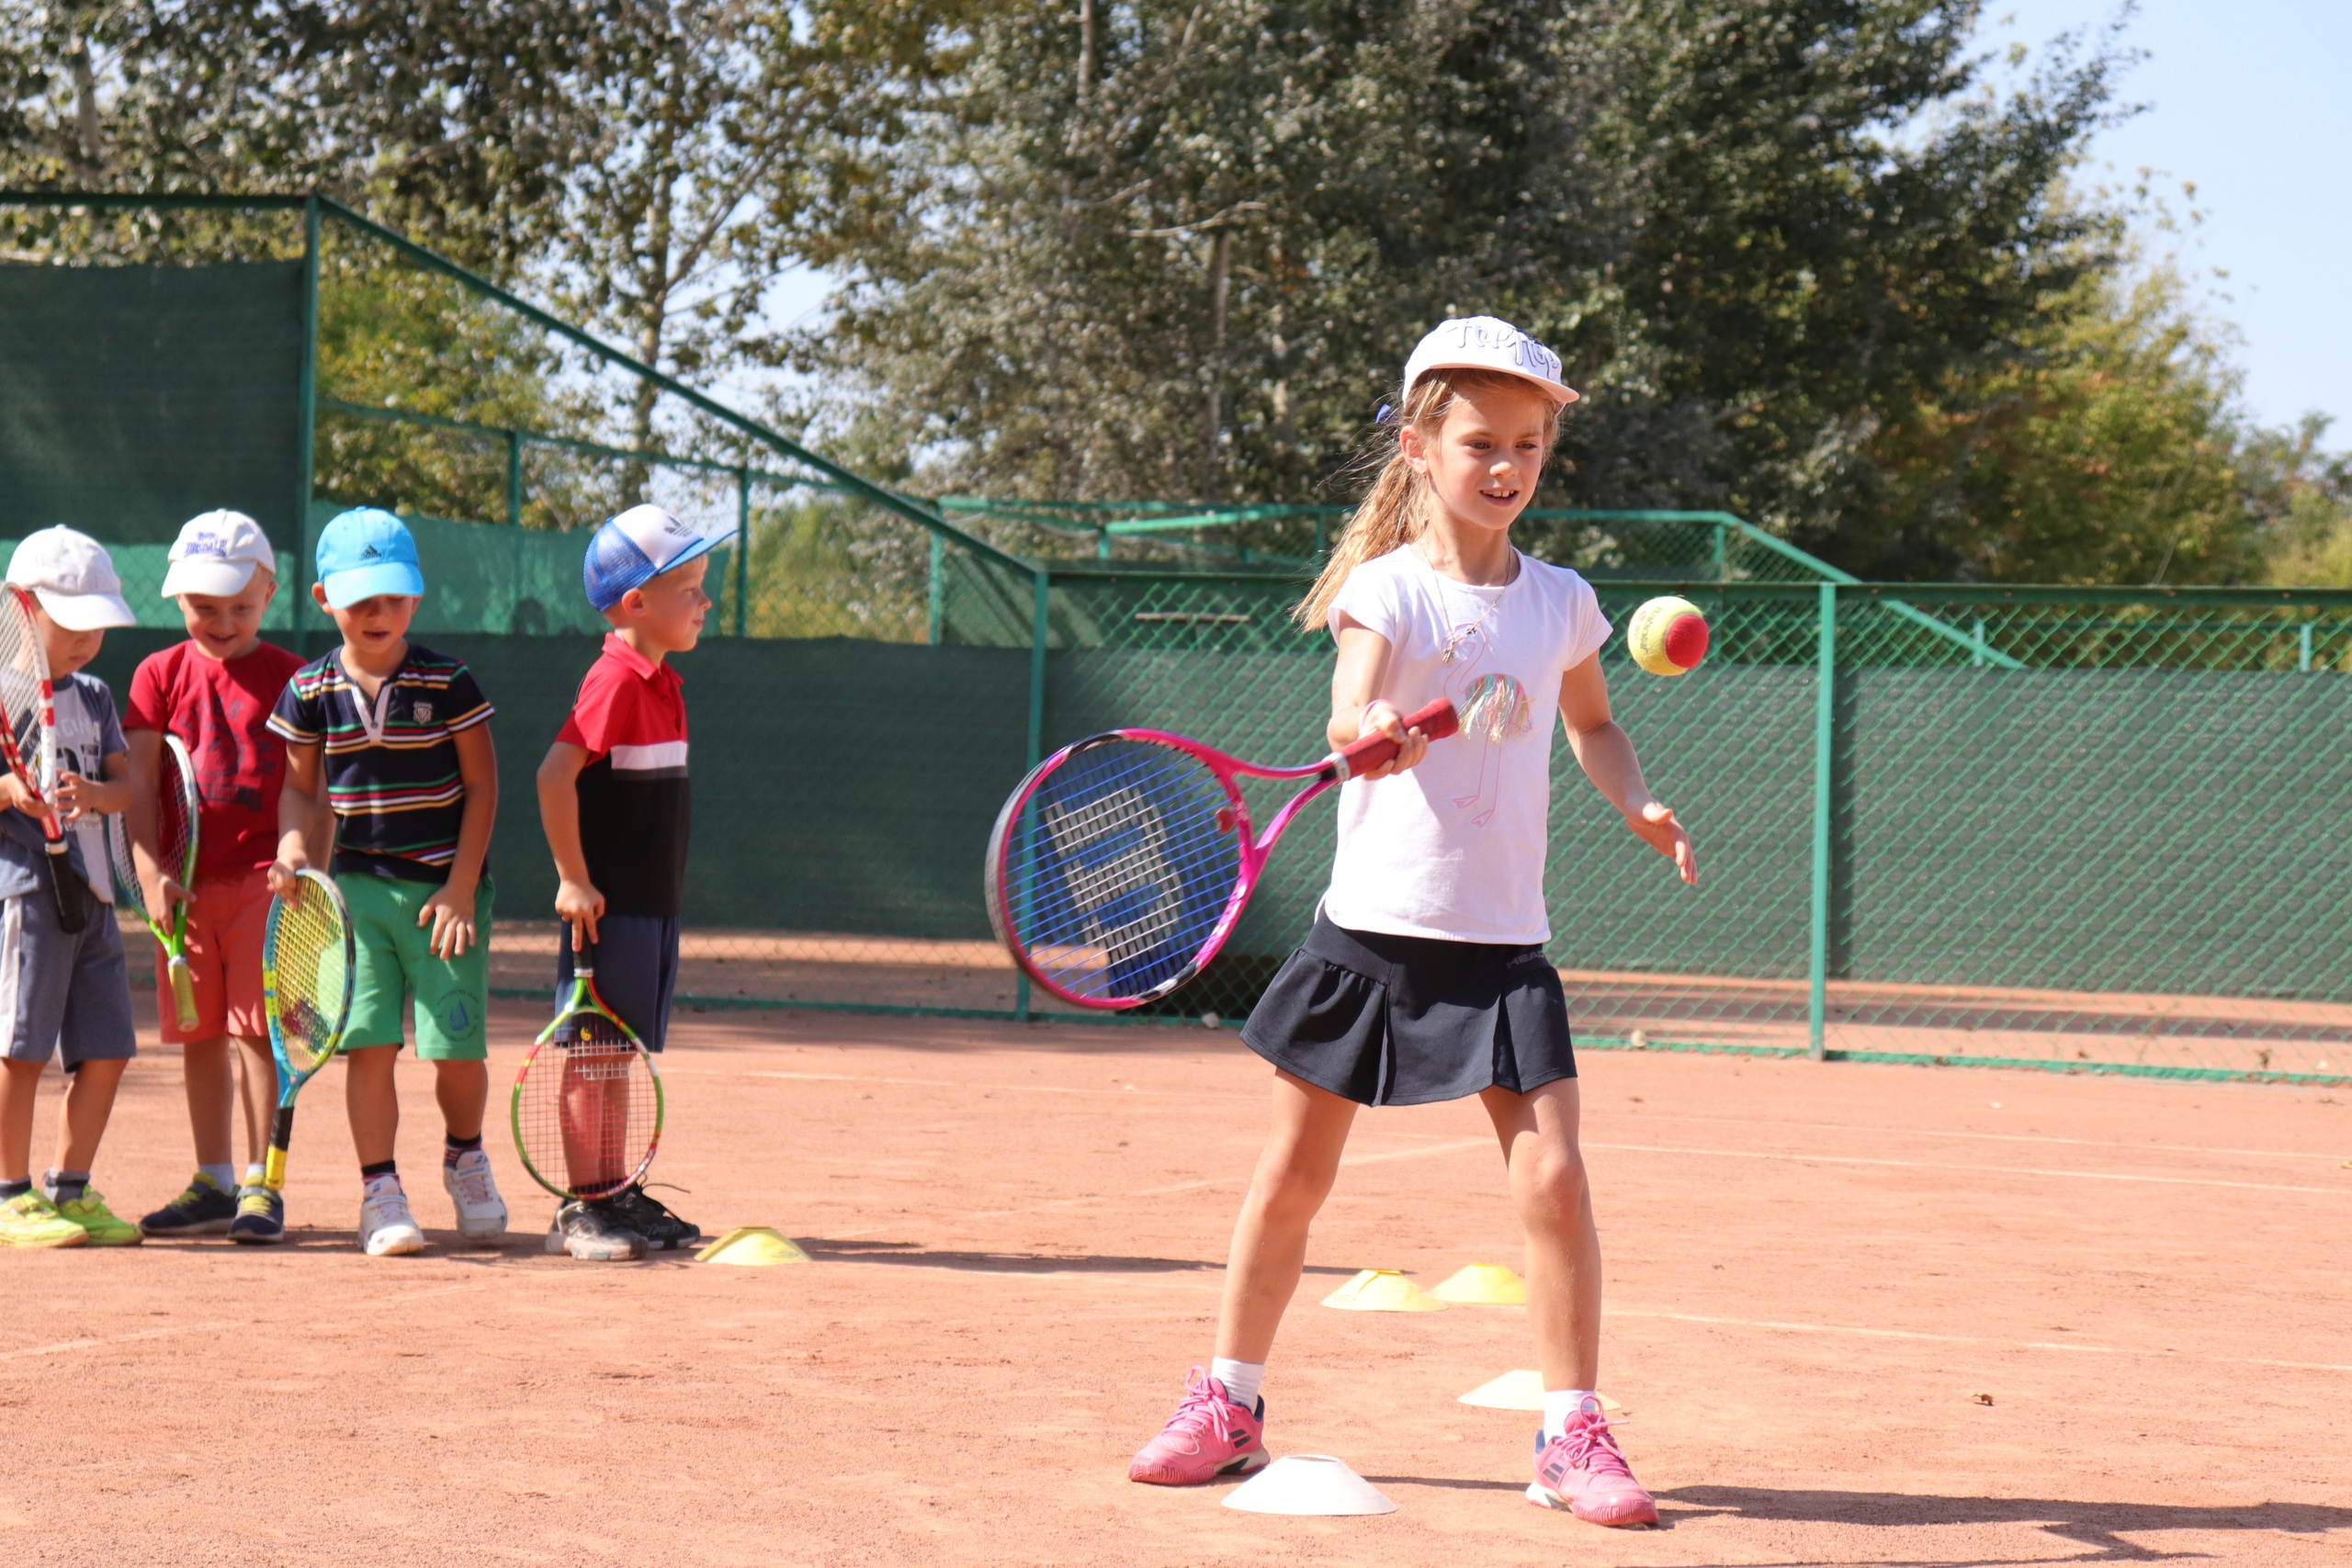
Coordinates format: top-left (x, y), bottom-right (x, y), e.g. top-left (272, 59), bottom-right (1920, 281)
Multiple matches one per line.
top-left (986, 697), bottom-right (1458, 1010)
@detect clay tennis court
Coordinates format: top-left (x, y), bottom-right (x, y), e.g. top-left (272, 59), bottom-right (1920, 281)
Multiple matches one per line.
top-left (3, 998), bottom-right (2346, 1565)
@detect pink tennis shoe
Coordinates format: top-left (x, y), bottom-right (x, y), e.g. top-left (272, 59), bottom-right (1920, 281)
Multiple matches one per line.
top-left (1527, 1397), bottom-right (1658, 1527)
top-left (1127, 1367), bottom-right (1269, 1485)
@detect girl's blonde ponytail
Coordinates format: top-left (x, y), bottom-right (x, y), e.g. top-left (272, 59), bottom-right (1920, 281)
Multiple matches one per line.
top-left (1293, 367), bottom-right (1562, 631)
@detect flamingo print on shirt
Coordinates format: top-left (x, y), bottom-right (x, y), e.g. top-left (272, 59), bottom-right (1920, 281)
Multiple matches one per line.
top-left (1438, 619), bottom-right (1532, 829)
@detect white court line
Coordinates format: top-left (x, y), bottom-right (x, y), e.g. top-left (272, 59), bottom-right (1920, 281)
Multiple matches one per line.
top-left (0, 1319), bottom-right (244, 1362)
top-left (1604, 1305), bottom-right (2352, 1375)
top-left (1582, 1141), bottom-right (2351, 1197)
top-left (1624, 1111), bottom-right (2350, 1165)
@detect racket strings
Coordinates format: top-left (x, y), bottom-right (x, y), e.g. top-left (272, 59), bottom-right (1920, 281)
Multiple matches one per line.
top-left (105, 753), bottom-right (198, 918)
top-left (515, 1020), bottom-right (658, 1200)
top-left (1002, 739), bottom-right (1242, 1001)
top-left (0, 596), bottom-right (47, 780)
top-left (267, 886), bottom-right (349, 1077)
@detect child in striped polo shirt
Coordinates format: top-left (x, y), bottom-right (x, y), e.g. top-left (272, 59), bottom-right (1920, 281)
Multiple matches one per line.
top-left (266, 509), bottom-right (508, 1257)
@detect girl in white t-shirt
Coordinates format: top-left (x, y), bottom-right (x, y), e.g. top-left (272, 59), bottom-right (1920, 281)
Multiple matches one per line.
top-left (1128, 318), bottom-right (1697, 1529)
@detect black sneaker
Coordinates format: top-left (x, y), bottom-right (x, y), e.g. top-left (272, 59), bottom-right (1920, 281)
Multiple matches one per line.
top-left (548, 1199), bottom-right (645, 1261)
top-left (609, 1184), bottom-right (702, 1251)
top-left (140, 1174), bottom-right (237, 1236)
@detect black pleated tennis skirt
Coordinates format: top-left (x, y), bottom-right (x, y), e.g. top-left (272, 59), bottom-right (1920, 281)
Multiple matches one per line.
top-left (1239, 910), bottom-right (1576, 1107)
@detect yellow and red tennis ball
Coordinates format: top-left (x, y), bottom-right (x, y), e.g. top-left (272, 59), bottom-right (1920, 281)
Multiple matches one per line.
top-left (1628, 595), bottom-right (1710, 676)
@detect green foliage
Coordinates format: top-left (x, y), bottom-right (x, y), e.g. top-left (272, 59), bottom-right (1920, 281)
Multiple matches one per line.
top-left (1856, 266), bottom-right (2264, 582)
top-left (2254, 421), bottom-right (2352, 588)
top-left (800, 1), bottom-right (2121, 563)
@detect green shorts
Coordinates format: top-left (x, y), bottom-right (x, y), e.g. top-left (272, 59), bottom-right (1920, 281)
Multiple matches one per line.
top-left (335, 874), bottom-right (493, 1061)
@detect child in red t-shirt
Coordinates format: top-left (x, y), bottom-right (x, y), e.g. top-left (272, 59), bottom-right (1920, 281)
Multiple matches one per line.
top-left (534, 505), bottom-right (722, 1261)
top-left (130, 512), bottom-right (307, 1244)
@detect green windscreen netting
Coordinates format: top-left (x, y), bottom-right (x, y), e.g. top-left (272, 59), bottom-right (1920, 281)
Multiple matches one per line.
top-left (0, 262), bottom-right (302, 545)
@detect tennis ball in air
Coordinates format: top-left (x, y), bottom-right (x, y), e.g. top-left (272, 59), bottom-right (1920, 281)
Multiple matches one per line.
top-left (1627, 595), bottom-right (1711, 676)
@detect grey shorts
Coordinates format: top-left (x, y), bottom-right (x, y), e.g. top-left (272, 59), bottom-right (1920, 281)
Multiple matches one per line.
top-left (0, 890), bottom-right (137, 1068)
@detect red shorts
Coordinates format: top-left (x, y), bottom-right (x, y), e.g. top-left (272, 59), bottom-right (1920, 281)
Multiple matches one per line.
top-left (156, 869), bottom-right (274, 1045)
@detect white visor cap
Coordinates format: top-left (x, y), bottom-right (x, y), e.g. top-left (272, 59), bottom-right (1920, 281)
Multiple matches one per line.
top-left (161, 509), bottom-right (277, 598)
top-left (1402, 316), bottom-right (1578, 406)
top-left (6, 525), bottom-right (138, 630)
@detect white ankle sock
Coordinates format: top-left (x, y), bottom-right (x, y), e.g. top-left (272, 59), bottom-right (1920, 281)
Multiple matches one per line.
top-left (1543, 1389), bottom-right (1598, 1440)
top-left (1209, 1358), bottom-right (1264, 1410)
top-left (242, 1164), bottom-right (266, 1193)
top-left (198, 1163), bottom-right (235, 1192)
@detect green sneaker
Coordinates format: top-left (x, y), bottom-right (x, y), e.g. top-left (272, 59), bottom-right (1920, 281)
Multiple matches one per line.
top-left (0, 1190), bottom-right (89, 1247)
top-left (54, 1189), bottom-right (142, 1247)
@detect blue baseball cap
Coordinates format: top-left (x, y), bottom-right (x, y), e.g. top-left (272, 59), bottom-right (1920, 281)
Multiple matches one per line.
top-left (582, 503), bottom-right (729, 612)
top-left (315, 508), bottom-right (425, 608)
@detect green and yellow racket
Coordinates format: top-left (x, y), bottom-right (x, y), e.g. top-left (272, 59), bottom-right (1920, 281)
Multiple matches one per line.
top-left (512, 945), bottom-right (663, 1201)
top-left (260, 869), bottom-right (355, 1196)
top-left (107, 734), bottom-right (200, 1032)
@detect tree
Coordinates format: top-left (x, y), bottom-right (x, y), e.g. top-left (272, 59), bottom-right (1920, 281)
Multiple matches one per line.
top-left (800, 0), bottom-right (2124, 574)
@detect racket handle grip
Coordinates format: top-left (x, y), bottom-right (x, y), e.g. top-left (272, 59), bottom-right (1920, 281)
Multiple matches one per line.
top-left (1334, 697), bottom-right (1459, 778)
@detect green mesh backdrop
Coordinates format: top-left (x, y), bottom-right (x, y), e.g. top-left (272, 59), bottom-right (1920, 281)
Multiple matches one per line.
top-left (0, 263), bottom-right (302, 545)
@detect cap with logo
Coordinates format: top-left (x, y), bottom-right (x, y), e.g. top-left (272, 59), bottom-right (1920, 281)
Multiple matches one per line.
top-left (6, 525), bottom-right (138, 631)
top-left (159, 509), bottom-right (278, 598)
top-left (582, 503), bottom-right (731, 613)
top-left (315, 507), bottom-right (425, 609)
top-left (1402, 316), bottom-right (1578, 407)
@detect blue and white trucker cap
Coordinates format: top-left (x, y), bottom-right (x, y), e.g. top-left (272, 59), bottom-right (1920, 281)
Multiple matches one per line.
top-left (316, 507), bottom-right (425, 608)
top-left (582, 504), bottom-right (729, 612)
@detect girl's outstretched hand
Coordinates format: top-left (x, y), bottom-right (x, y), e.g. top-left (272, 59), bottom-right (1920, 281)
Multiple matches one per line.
top-left (1628, 800), bottom-right (1697, 886)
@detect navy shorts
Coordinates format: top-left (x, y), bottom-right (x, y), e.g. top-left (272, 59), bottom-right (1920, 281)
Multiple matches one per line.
top-left (555, 913), bottom-right (681, 1052)
top-left (1240, 911), bottom-right (1575, 1107)
top-left (0, 889), bottom-right (138, 1069)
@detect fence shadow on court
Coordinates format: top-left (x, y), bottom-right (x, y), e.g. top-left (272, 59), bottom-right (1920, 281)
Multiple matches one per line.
top-left (1653, 1484), bottom-right (2352, 1562)
top-left (797, 1237), bottom-right (1358, 1276)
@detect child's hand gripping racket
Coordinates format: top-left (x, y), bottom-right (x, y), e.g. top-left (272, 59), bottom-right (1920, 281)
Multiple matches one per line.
top-left (986, 697), bottom-right (1459, 1009)
top-left (512, 942), bottom-right (663, 1203)
top-left (261, 868), bottom-right (356, 1193)
top-left (0, 583), bottom-right (90, 934)
top-left (106, 734), bottom-right (201, 1032)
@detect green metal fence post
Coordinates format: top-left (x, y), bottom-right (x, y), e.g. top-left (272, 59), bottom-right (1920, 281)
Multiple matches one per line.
top-left (505, 429), bottom-right (524, 525)
top-left (733, 466), bottom-right (751, 637)
top-left (1808, 581), bottom-right (1838, 1061)
top-left (1713, 517), bottom-right (1728, 582)
top-left (2301, 623), bottom-right (2314, 671)
top-left (1016, 565), bottom-right (1052, 1022)
top-left (292, 194), bottom-right (322, 656)
top-left (927, 533), bottom-right (944, 646)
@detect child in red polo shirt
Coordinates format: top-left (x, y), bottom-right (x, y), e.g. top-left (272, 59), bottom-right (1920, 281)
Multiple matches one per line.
top-left (534, 504), bottom-right (725, 1261)
top-left (130, 512), bottom-right (307, 1245)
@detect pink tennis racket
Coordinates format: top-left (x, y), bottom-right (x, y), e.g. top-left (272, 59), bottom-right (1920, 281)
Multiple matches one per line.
top-left (986, 697), bottom-right (1458, 1009)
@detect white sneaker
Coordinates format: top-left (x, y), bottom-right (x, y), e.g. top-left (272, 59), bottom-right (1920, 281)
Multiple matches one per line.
top-left (441, 1148), bottom-right (508, 1241)
top-left (358, 1182), bottom-right (425, 1257)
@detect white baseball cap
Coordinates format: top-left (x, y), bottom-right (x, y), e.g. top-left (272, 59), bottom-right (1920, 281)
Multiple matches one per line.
top-left (6, 526), bottom-right (138, 631)
top-left (1403, 316), bottom-right (1578, 406)
top-left (160, 509), bottom-right (278, 597)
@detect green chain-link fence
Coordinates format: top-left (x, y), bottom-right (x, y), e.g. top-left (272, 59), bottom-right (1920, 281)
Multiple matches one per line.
top-left (9, 191), bottom-right (2347, 1085)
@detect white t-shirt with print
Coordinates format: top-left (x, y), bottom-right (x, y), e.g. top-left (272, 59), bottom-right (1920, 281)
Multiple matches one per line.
top-left (1320, 546), bottom-right (1611, 945)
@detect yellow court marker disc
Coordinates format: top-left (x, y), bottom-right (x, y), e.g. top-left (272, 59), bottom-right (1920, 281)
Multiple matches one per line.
top-left (1430, 1263), bottom-right (1526, 1304)
top-left (695, 1225), bottom-right (812, 1266)
top-left (1320, 1268), bottom-right (1446, 1312)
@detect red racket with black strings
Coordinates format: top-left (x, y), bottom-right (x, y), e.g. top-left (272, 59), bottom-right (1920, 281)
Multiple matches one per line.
top-left (0, 583), bottom-right (89, 933)
top-left (986, 697), bottom-right (1458, 1009)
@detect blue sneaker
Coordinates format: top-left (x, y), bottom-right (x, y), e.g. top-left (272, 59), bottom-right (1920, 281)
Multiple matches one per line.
top-left (228, 1186), bottom-right (286, 1245)
top-left (140, 1174), bottom-right (236, 1236)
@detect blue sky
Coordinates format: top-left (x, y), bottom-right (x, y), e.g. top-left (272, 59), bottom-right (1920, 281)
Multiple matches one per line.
top-left (1983, 1), bottom-right (2351, 431)
top-left (758, 4), bottom-right (2347, 434)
